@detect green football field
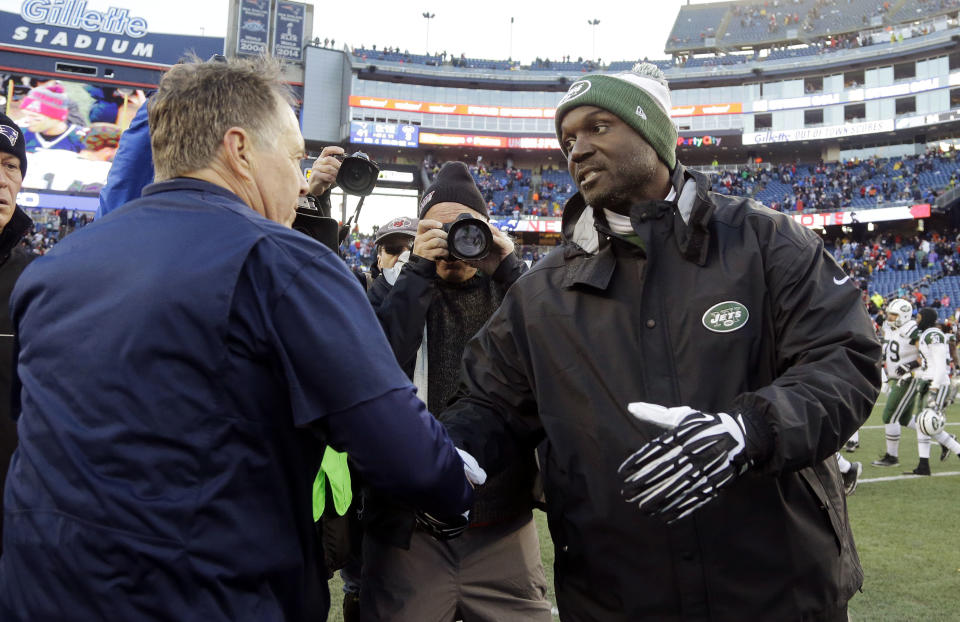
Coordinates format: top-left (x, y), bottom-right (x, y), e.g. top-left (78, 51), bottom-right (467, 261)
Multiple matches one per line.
top-left (328, 394), bottom-right (960, 621)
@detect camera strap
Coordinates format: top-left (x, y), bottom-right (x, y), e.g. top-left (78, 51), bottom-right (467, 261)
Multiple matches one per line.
top-left (338, 195), bottom-right (366, 246)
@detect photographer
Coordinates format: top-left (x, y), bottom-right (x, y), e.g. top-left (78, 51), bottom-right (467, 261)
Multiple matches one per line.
top-left (362, 162), bottom-right (549, 621)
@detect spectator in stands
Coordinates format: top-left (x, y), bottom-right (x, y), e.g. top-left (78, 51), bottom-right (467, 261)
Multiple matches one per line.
top-left (0, 113), bottom-right (35, 558)
top-left (362, 162), bottom-right (549, 621)
top-left (0, 56), bottom-right (478, 621)
top-left (441, 62), bottom-right (880, 621)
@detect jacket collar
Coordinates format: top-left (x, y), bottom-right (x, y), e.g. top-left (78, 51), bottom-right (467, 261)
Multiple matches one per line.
top-left (558, 163), bottom-right (715, 290)
top-left (141, 177), bottom-right (247, 203)
top-left (0, 206), bottom-right (33, 263)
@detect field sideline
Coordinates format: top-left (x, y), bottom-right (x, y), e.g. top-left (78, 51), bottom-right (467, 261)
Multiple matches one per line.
top-left (328, 394), bottom-right (960, 621)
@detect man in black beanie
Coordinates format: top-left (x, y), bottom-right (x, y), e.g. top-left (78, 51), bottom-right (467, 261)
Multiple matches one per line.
top-left (362, 161), bottom-right (550, 621)
top-left (0, 113), bottom-right (35, 555)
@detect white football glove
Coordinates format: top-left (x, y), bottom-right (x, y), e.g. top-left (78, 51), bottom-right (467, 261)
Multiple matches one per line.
top-left (457, 448), bottom-right (487, 486)
top-left (618, 403), bottom-right (748, 523)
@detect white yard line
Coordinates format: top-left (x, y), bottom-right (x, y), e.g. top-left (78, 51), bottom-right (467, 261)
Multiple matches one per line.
top-left (859, 471), bottom-right (960, 483)
top-left (859, 422), bottom-right (960, 430)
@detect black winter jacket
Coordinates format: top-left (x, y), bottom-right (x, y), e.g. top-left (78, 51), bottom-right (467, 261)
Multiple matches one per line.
top-left (365, 252), bottom-right (534, 548)
top-left (0, 206), bottom-right (35, 554)
top-left (441, 165), bottom-right (881, 622)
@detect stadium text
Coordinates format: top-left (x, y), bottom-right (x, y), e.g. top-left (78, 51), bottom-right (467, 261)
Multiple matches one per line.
top-left (20, 0), bottom-right (147, 38)
top-left (11, 25), bottom-right (154, 57)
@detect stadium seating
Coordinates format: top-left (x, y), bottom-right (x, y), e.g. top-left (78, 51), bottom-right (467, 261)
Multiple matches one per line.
top-left (666, 4), bottom-right (730, 50)
top-left (351, 48), bottom-right (443, 66)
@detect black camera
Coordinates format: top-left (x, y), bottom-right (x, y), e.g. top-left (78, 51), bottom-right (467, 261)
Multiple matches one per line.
top-left (294, 194), bottom-right (340, 252)
top-left (443, 213), bottom-right (492, 261)
top-left (335, 151), bottom-right (380, 196)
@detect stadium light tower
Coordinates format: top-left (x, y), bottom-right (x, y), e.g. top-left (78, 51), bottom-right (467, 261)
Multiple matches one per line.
top-left (422, 12), bottom-right (436, 54)
top-left (588, 18), bottom-right (600, 61)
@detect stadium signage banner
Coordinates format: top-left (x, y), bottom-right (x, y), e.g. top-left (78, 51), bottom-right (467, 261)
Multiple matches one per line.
top-left (351, 95), bottom-right (740, 120)
top-left (677, 135), bottom-right (721, 147)
top-left (236, 0), bottom-right (269, 56)
top-left (753, 94), bottom-right (839, 113)
top-left (419, 132), bottom-right (560, 150)
top-left (492, 204), bottom-right (932, 233)
top-left (670, 103), bottom-right (742, 117)
top-left (493, 219), bottom-right (563, 233)
top-left (272, 1), bottom-right (304, 62)
top-left (350, 96), bottom-right (557, 119)
top-left (349, 121), bottom-right (419, 148)
top-left (2, 1), bottom-right (223, 65)
top-left (743, 119), bottom-right (893, 145)
top-left (789, 204), bottom-right (931, 229)
top-left (895, 110), bottom-right (960, 130)
top-left (847, 77), bottom-right (940, 102)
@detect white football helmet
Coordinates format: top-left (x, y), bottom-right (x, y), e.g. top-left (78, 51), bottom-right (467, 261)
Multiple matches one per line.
top-left (886, 298), bottom-right (913, 328)
top-left (916, 408), bottom-right (946, 436)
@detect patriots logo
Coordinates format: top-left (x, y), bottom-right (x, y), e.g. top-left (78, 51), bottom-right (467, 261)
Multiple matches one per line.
top-left (419, 191), bottom-right (435, 210)
top-left (0, 125), bottom-right (18, 147)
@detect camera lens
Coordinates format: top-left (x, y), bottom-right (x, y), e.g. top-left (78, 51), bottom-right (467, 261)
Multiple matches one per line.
top-left (335, 153), bottom-right (380, 196)
top-left (447, 216), bottom-right (492, 261)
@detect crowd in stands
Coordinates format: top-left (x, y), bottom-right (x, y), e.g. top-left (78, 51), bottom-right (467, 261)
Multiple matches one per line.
top-left (831, 229), bottom-right (960, 320)
top-left (707, 149), bottom-right (959, 213)
top-left (17, 208), bottom-right (90, 256)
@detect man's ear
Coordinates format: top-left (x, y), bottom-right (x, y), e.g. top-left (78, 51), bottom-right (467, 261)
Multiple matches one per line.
top-left (221, 126), bottom-right (254, 182)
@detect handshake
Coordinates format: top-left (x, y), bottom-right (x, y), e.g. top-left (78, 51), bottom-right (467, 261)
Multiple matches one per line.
top-left (417, 448), bottom-right (487, 540)
top-left (618, 403), bottom-right (751, 523)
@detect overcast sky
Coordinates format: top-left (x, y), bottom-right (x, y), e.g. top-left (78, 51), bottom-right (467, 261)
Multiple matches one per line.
top-left (0, 0), bottom-right (715, 65)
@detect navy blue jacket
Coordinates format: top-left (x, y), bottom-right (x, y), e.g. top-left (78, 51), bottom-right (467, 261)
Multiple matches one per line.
top-left (1, 178), bottom-right (472, 621)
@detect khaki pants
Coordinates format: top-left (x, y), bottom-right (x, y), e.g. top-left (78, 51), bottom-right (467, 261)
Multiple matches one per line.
top-left (360, 515), bottom-right (551, 622)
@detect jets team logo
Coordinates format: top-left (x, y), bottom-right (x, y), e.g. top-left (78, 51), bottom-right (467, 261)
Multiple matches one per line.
top-left (702, 301), bottom-right (749, 333)
top-left (0, 125), bottom-right (19, 147)
top-left (559, 80), bottom-right (591, 105)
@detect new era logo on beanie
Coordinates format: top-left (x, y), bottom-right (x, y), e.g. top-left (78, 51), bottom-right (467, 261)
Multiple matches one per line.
top-left (554, 63), bottom-right (678, 171)
top-left (0, 113), bottom-right (27, 177)
top-left (418, 162), bottom-right (488, 220)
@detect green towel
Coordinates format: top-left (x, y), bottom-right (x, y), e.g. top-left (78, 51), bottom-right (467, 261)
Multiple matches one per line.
top-left (313, 447), bottom-right (352, 522)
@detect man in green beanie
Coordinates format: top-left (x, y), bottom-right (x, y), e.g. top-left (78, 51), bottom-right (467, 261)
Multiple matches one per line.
top-left (440, 63), bottom-right (880, 621)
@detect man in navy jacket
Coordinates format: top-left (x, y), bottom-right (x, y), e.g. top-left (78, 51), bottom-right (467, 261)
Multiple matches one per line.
top-left (1, 56), bottom-right (476, 622)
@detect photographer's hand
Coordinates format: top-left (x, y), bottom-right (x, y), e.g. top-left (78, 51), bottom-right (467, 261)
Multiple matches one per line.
top-left (412, 219), bottom-right (448, 262)
top-left (465, 223), bottom-right (514, 275)
top-left (308, 145), bottom-right (345, 196)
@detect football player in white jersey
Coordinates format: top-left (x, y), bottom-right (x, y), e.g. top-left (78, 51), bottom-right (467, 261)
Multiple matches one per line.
top-left (905, 308), bottom-right (960, 474)
top-left (873, 299), bottom-right (922, 467)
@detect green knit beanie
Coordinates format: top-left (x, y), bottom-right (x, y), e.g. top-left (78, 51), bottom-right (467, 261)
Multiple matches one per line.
top-left (554, 63), bottom-right (677, 171)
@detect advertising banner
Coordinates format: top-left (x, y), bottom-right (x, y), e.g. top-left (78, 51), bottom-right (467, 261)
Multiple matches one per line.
top-left (788, 204), bottom-right (931, 228)
top-left (743, 119), bottom-right (894, 145)
top-left (350, 95), bottom-right (741, 120)
top-left (1, 1), bottom-right (223, 66)
top-left (272, 1), bottom-right (304, 62)
top-left (419, 132), bottom-right (559, 150)
top-left (236, 0), bottom-right (269, 56)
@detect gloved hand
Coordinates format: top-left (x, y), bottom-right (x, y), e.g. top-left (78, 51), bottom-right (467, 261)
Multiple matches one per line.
top-left (925, 389), bottom-right (941, 409)
top-left (894, 364), bottom-right (913, 378)
top-left (618, 403), bottom-right (749, 523)
top-left (415, 448), bottom-right (487, 541)
top-left (457, 448), bottom-right (487, 486)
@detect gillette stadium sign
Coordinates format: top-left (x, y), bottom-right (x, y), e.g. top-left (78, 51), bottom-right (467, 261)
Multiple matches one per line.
top-left (1, 0), bottom-right (223, 66)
